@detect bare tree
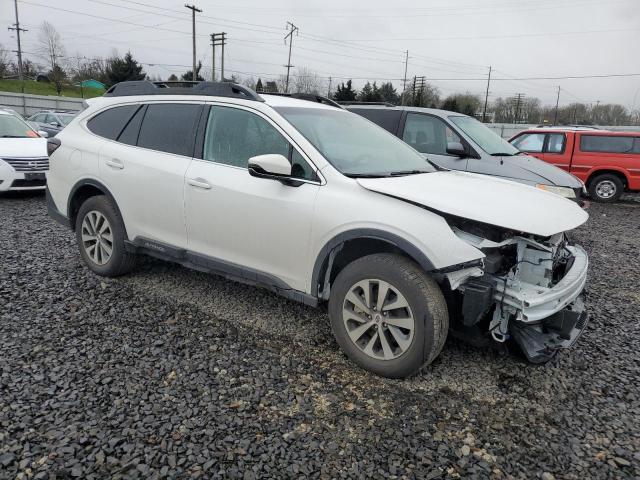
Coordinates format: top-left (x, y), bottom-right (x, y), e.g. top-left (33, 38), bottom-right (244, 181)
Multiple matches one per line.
top-left (0, 44), bottom-right (11, 78)
top-left (38, 21), bottom-right (67, 94)
top-left (292, 67), bottom-right (325, 94)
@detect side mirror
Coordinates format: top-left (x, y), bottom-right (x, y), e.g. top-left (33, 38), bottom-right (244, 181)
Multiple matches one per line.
top-left (248, 154), bottom-right (292, 179)
top-left (446, 141), bottom-right (466, 157)
top-left (37, 130), bottom-right (49, 138)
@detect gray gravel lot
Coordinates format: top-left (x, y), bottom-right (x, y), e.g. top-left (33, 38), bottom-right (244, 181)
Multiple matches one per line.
top-left (1, 192), bottom-right (638, 479)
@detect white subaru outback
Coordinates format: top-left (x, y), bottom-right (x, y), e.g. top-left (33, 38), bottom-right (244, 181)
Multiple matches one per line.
top-left (47, 81), bottom-right (590, 378)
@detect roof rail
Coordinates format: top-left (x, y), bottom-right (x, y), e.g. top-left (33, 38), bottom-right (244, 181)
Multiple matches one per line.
top-left (338, 101), bottom-right (396, 107)
top-left (104, 80), bottom-right (264, 102)
top-left (264, 92), bottom-right (343, 109)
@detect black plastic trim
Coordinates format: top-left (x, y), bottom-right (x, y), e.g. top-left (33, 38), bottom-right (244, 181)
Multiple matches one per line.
top-left (67, 179), bottom-right (125, 232)
top-left (46, 187), bottom-right (71, 228)
top-left (311, 228), bottom-right (437, 298)
top-left (128, 237), bottom-right (318, 307)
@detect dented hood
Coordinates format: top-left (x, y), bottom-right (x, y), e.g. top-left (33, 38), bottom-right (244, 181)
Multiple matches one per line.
top-left (357, 170), bottom-right (589, 237)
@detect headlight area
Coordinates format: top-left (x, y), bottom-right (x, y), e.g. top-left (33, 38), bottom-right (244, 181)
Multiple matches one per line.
top-left (438, 221), bottom-right (589, 363)
top-left (536, 184), bottom-right (577, 199)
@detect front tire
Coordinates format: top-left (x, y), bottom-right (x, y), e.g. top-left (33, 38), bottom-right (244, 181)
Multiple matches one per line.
top-left (75, 195), bottom-right (136, 277)
top-left (328, 254), bottom-right (448, 378)
top-left (588, 174), bottom-right (623, 203)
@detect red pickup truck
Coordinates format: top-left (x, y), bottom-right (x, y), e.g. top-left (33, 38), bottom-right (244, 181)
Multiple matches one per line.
top-left (510, 127), bottom-right (640, 202)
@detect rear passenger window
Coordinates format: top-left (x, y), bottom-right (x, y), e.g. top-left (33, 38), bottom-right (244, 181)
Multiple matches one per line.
top-left (137, 103), bottom-right (201, 156)
top-left (117, 105), bottom-right (145, 146)
top-left (580, 135), bottom-right (634, 153)
top-left (87, 105), bottom-right (138, 140)
top-left (353, 109), bottom-right (402, 134)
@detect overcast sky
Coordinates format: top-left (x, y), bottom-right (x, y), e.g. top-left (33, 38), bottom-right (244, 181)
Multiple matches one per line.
top-left (2, 0), bottom-right (639, 109)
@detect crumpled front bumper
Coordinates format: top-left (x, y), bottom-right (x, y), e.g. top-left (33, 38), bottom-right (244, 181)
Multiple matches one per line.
top-left (494, 245), bottom-right (588, 323)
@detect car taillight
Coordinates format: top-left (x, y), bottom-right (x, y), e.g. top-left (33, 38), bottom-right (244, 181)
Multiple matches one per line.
top-left (47, 138), bottom-right (61, 157)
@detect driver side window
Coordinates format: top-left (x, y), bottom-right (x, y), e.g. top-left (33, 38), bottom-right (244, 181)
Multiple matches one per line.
top-left (203, 106), bottom-right (318, 181)
top-left (402, 113), bottom-right (461, 155)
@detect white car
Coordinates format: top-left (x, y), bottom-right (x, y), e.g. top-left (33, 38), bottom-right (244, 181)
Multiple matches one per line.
top-left (0, 110), bottom-right (48, 192)
top-left (46, 81), bottom-right (590, 377)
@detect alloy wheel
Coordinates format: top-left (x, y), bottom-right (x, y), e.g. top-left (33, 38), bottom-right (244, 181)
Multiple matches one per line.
top-left (81, 210), bottom-right (113, 266)
top-left (342, 278), bottom-right (415, 360)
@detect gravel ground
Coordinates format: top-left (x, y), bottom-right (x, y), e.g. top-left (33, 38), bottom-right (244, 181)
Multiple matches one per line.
top-left (1, 191), bottom-right (638, 479)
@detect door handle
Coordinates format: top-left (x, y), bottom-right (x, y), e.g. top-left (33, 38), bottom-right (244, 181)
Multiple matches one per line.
top-left (187, 177), bottom-right (212, 190)
top-left (105, 159), bottom-right (124, 170)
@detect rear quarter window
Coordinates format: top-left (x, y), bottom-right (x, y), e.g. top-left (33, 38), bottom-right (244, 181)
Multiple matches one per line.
top-left (351, 109), bottom-right (402, 134)
top-left (580, 135), bottom-right (635, 154)
top-left (87, 105), bottom-right (138, 140)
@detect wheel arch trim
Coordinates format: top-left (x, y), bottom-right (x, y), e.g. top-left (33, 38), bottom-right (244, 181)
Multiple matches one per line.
top-left (310, 228), bottom-right (437, 299)
top-left (67, 178), bottom-right (125, 232)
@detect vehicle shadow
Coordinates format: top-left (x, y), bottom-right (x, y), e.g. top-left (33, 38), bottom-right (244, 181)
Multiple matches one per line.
top-left (0, 190), bottom-right (46, 200)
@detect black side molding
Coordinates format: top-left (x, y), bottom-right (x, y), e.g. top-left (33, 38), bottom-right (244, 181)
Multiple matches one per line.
top-left (127, 237), bottom-right (318, 308)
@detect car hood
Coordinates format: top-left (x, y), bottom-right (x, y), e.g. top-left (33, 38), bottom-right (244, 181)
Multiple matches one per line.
top-left (357, 170), bottom-right (589, 237)
top-left (494, 153), bottom-right (582, 188)
top-left (0, 137), bottom-right (47, 158)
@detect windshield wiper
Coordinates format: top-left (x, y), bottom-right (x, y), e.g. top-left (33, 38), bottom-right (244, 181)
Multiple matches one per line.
top-left (0, 135), bottom-right (29, 138)
top-left (490, 152), bottom-right (516, 157)
top-left (344, 173), bottom-right (388, 178)
top-left (388, 170), bottom-right (431, 176)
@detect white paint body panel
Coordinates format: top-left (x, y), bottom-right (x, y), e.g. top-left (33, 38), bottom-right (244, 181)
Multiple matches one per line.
top-left (0, 137), bottom-right (48, 191)
top-left (357, 170), bottom-right (589, 237)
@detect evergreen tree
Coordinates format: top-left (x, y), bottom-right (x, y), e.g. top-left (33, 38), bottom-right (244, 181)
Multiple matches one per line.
top-left (181, 61), bottom-right (204, 81)
top-left (105, 51), bottom-right (146, 86)
top-left (379, 82), bottom-right (400, 104)
top-left (167, 74), bottom-right (178, 81)
top-left (358, 82), bottom-right (384, 102)
top-left (255, 78), bottom-right (264, 92)
top-left (332, 79), bottom-right (357, 102)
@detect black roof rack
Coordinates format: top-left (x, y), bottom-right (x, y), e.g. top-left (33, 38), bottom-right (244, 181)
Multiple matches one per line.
top-left (338, 101), bottom-right (396, 107)
top-left (104, 80), bottom-right (264, 102)
top-left (264, 92), bottom-right (343, 109)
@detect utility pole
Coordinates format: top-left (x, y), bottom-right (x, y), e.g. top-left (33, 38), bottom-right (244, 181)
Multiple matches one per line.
top-left (512, 93), bottom-right (525, 123)
top-left (400, 50), bottom-right (409, 106)
top-left (210, 33), bottom-right (226, 81)
top-left (553, 86), bottom-right (561, 125)
top-left (185, 4), bottom-right (202, 82)
top-left (412, 76), bottom-right (426, 106)
top-left (482, 66), bottom-right (492, 123)
top-left (327, 76), bottom-right (332, 98)
top-left (8, 0), bottom-right (27, 81)
top-left (284, 22), bottom-right (298, 93)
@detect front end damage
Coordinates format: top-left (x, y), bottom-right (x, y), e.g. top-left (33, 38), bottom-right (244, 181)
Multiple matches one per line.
top-left (441, 223), bottom-right (589, 363)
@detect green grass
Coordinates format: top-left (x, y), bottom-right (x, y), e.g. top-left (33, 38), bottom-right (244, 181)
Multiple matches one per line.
top-left (0, 79), bottom-right (105, 98)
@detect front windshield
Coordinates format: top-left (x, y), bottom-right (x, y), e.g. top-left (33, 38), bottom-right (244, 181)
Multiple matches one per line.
top-left (59, 114), bottom-right (75, 126)
top-left (276, 107), bottom-right (435, 176)
top-left (449, 115), bottom-right (519, 156)
top-left (0, 114), bottom-right (38, 138)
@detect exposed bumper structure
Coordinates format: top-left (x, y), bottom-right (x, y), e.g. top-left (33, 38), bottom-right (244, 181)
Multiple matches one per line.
top-left (494, 245), bottom-right (588, 323)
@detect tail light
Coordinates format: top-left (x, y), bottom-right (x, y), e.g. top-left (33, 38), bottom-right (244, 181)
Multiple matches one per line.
top-left (47, 137), bottom-right (61, 157)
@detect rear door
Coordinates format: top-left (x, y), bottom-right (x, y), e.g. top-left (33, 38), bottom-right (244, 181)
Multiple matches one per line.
top-left (97, 101), bottom-right (203, 248)
top-left (573, 133), bottom-right (640, 187)
top-left (399, 112), bottom-right (467, 170)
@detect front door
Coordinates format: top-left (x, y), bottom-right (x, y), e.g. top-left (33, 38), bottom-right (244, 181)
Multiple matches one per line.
top-left (400, 112), bottom-right (468, 171)
top-left (184, 104), bottom-right (321, 291)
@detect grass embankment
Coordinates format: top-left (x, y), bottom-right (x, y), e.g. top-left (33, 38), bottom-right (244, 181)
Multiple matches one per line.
top-left (0, 79), bottom-right (105, 98)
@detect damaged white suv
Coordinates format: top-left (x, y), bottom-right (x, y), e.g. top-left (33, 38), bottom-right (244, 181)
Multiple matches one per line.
top-left (47, 81), bottom-right (589, 378)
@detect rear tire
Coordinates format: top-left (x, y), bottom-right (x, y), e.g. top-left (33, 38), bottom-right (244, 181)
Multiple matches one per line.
top-left (328, 253), bottom-right (448, 378)
top-left (588, 174), bottom-right (623, 203)
top-left (75, 195), bottom-right (136, 277)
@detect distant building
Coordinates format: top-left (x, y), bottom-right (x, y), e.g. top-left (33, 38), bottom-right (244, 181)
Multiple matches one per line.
top-left (264, 81), bottom-right (278, 93)
top-left (80, 79), bottom-right (106, 90)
